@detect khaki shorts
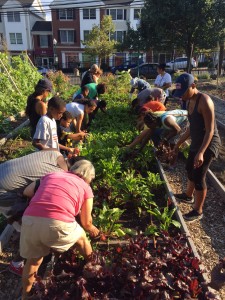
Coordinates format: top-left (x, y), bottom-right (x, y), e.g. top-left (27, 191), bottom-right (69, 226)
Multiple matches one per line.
top-left (20, 216), bottom-right (84, 259)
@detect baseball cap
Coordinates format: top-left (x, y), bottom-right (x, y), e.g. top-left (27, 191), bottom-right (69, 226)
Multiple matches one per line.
top-left (36, 78), bottom-right (53, 92)
top-left (173, 73), bottom-right (194, 98)
top-left (130, 77), bottom-right (138, 87)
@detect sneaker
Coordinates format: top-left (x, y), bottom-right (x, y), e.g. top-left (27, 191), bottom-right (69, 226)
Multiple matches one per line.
top-left (174, 192), bottom-right (194, 204)
top-left (183, 209), bottom-right (203, 222)
top-left (8, 261), bottom-right (23, 276)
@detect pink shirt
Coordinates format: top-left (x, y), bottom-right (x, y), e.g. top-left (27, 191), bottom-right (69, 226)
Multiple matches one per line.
top-left (24, 172), bottom-right (94, 222)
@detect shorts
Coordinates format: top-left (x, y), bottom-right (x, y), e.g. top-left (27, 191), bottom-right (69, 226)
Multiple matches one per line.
top-left (20, 216), bottom-right (84, 259)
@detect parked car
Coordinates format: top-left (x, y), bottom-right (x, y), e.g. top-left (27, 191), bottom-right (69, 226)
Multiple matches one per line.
top-left (130, 63), bottom-right (175, 79)
top-left (37, 66), bottom-right (52, 75)
top-left (166, 57), bottom-right (197, 70)
top-left (111, 62), bottom-right (137, 74)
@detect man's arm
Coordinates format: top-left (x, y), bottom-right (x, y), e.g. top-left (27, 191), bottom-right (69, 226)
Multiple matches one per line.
top-left (194, 95), bottom-right (215, 167)
top-left (163, 116), bottom-right (181, 140)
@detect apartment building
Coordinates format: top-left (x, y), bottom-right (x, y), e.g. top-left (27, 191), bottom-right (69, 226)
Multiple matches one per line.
top-left (0, 0), bottom-right (46, 58)
top-left (49, 0), bottom-right (144, 69)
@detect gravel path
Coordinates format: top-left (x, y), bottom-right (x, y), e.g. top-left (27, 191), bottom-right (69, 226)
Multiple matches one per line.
top-left (164, 160), bottom-right (225, 300)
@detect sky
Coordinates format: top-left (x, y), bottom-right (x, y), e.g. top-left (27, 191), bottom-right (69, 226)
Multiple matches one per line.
top-left (41, 0), bottom-right (52, 20)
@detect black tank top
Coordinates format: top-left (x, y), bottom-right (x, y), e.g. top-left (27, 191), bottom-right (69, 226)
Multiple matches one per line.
top-left (188, 93), bottom-right (221, 157)
top-left (28, 98), bottom-right (42, 138)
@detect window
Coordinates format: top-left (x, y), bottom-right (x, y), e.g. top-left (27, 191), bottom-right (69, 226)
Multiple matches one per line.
top-left (60, 30), bottom-right (75, 43)
top-left (7, 12), bottom-right (20, 22)
top-left (83, 30), bottom-right (90, 41)
top-left (9, 33), bottom-right (22, 44)
top-left (134, 9), bottom-right (141, 19)
top-left (111, 31), bottom-right (126, 43)
top-left (40, 35), bottom-right (48, 48)
top-left (107, 9), bottom-right (126, 20)
top-left (59, 9), bottom-right (74, 20)
top-left (83, 9), bottom-right (96, 19)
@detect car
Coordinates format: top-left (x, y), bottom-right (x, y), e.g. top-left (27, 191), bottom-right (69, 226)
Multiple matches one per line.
top-left (130, 63), bottom-right (175, 79)
top-left (166, 57), bottom-right (197, 70)
top-left (37, 66), bottom-right (52, 75)
top-left (111, 61), bottom-right (137, 74)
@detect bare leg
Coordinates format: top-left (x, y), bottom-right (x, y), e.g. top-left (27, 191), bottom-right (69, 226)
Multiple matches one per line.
top-left (186, 179), bottom-right (195, 197)
top-left (22, 257), bottom-right (43, 300)
top-left (193, 189), bottom-right (207, 214)
top-left (74, 232), bottom-right (93, 260)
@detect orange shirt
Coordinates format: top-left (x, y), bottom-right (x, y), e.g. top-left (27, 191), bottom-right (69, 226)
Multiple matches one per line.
top-left (142, 101), bottom-right (166, 112)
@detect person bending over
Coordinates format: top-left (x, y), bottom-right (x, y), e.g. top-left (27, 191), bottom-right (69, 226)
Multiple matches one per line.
top-left (127, 109), bottom-right (188, 150)
top-left (66, 100), bottom-right (97, 133)
top-left (20, 160), bottom-right (99, 300)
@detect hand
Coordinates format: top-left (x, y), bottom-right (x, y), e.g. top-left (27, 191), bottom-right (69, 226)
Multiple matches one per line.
top-left (89, 225), bottom-right (100, 238)
top-left (194, 152), bottom-right (204, 168)
top-left (68, 148), bottom-right (75, 153)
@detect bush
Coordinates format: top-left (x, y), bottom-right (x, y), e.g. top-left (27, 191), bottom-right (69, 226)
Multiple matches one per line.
top-left (197, 73), bottom-right (211, 80)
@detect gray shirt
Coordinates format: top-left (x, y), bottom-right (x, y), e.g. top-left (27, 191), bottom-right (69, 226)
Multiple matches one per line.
top-left (0, 151), bottom-right (63, 211)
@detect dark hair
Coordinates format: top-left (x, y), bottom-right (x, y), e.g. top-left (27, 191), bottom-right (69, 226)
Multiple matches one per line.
top-left (68, 155), bottom-right (87, 169)
top-left (157, 63), bottom-right (166, 71)
top-left (48, 96), bottom-right (65, 110)
top-left (81, 86), bottom-right (89, 93)
top-left (25, 87), bottom-right (48, 117)
top-left (97, 83), bottom-right (106, 95)
top-left (61, 111), bottom-right (73, 121)
top-left (98, 100), bottom-right (107, 108)
top-left (144, 112), bottom-right (160, 127)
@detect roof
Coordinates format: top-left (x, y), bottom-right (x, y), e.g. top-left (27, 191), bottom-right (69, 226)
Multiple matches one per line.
top-left (32, 21), bottom-right (52, 32)
top-left (103, 0), bottom-right (133, 5)
top-left (0, 0), bottom-right (34, 8)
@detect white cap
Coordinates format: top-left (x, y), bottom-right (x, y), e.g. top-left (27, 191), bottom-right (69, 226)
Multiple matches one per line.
top-left (130, 77), bottom-right (138, 87)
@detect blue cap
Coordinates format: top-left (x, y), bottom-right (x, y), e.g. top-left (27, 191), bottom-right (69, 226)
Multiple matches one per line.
top-left (173, 73), bottom-right (194, 98)
top-left (36, 78), bottom-right (53, 93)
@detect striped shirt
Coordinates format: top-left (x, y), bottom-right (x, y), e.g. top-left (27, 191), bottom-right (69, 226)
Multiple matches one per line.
top-left (0, 151), bottom-right (63, 193)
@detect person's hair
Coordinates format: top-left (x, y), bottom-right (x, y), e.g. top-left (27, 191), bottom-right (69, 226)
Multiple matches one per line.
top-left (90, 64), bottom-right (99, 73)
top-left (157, 63), bottom-right (166, 71)
top-left (25, 87), bottom-right (48, 116)
top-left (61, 111), bottom-right (73, 121)
top-left (81, 86), bottom-right (89, 94)
top-left (98, 100), bottom-right (107, 108)
top-left (144, 112), bottom-right (160, 127)
top-left (70, 159), bottom-right (95, 182)
top-left (97, 83), bottom-right (106, 95)
top-left (48, 96), bottom-right (66, 110)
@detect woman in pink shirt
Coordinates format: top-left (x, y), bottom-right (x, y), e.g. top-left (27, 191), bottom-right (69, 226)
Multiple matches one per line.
top-left (20, 160), bottom-right (99, 300)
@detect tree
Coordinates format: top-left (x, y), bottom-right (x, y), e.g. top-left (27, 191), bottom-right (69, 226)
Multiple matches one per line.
top-left (82, 16), bottom-right (117, 66)
top-left (140, 0), bottom-right (225, 72)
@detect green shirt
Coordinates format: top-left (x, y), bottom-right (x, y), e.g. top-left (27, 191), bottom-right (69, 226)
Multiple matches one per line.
top-left (76, 83), bottom-right (97, 99)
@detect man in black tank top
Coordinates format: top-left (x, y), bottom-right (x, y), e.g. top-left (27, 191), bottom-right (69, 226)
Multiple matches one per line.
top-left (172, 73), bottom-right (221, 222)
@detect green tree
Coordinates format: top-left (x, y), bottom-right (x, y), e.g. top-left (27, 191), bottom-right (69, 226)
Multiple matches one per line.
top-left (82, 15), bottom-right (117, 66)
top-left (141, 0), bottom-right (225, 72)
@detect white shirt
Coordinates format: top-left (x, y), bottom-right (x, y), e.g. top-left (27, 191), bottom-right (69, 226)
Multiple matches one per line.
top-left (154, 73), bottom-right (172, 97)
top-left (66, 103), bottom-right (84, 119)
top-left (34, 115), bottom-right (59, 150)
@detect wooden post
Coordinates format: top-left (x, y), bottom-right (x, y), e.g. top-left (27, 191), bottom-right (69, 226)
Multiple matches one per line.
top-left (0, 58), bottom-right (22, 96)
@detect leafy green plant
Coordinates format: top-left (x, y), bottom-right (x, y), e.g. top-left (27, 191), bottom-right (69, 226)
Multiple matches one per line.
top-left (147, 206), bottom-right (181, 232)
top-left (94, 202), bottom-right (126, 237)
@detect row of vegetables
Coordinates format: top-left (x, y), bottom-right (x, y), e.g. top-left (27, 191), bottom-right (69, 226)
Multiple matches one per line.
top-left (30, 73), bottom-right (216, 299)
